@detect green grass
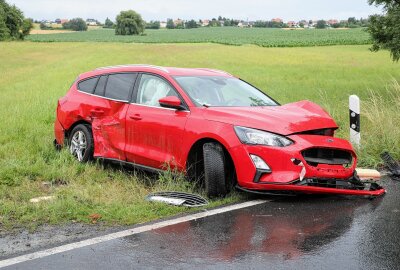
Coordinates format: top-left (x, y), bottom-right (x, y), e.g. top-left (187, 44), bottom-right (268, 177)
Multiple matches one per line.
top-left (0, 42), bottom-right (399, 230)
top-left (27, 27), bottom-right (371, 47)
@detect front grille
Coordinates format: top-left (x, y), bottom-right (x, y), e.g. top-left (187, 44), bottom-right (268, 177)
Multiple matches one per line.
top-left (302, 148), bottom-right (352, 166)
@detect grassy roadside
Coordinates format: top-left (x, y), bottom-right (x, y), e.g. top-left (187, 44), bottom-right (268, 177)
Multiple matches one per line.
top-left (0, 42), bottom-right (399, 230)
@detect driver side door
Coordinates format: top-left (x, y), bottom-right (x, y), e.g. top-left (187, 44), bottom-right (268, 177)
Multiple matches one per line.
top-left (125, 73), bottom-right (190, 170)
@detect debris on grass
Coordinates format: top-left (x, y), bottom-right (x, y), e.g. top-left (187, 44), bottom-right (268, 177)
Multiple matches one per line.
top-left (29, 196), bottom-right (55, 203)
top-left (88, 213), bottom-right (102, 224)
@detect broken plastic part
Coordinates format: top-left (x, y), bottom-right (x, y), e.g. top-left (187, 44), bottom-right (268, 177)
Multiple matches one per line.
top-left (146, 192), bottom-right (208, 207)
top-left (381, 152), bottom-right (400, 177)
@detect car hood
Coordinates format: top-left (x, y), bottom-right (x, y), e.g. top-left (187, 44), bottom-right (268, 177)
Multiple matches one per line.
top-left (202, 100), bottom-right (338, 135)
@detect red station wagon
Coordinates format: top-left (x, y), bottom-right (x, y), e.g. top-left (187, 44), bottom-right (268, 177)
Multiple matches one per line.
top-left (54, 65), bottom-right (385, 197)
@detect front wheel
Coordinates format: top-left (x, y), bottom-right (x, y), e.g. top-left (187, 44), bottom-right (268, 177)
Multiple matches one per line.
top-left (203, 142), bottom-right (228, 198)
top-left (69, 124), bottom-right (94, 162)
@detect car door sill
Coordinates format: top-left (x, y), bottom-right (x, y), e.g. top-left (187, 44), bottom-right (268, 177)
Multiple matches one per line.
top-left (96, 157), bottom-right (164, 174)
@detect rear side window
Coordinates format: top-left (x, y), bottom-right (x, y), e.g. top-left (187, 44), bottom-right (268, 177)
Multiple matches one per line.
top-left (94, 76), bottom-right (107, 96)
top-left (105, 73), bottom-right (136, 101)
top-left (78, 77), bottom-right (98, 93)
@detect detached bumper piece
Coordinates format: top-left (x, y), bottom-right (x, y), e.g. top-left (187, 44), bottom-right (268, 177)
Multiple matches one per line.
top-left (242, 173), bottom-right (386, 197)
top-left (293, 176), bottom-right (386, 196)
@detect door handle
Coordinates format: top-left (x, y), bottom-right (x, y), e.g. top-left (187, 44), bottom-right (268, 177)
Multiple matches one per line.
top-left (129, 114), bottom-right (142, 120)
top-left (90, 108), bottom-right (105, 117)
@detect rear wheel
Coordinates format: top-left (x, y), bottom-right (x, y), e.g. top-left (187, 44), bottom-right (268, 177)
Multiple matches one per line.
top-left (203, 142), bottom-right (228, 198)
top-left (69, 124), bottom-right (94, 162)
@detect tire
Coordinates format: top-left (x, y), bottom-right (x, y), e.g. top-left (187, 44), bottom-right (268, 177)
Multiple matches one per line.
top-left (68, 124), bottom-right (94, 162)
top-left (203, 142), bottom-right (228, 198)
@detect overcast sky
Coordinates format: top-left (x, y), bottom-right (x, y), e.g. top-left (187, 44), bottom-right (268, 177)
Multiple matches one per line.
top-left (8, 0), bottom-right (382, 22)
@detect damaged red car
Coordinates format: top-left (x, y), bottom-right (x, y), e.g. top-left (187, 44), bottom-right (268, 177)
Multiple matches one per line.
top-left (54, 65), bottom-right (385, 197)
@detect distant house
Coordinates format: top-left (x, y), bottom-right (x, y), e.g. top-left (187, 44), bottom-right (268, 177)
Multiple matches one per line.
top-left (60, 19), bottom-right (69, 25)
top-left (174, 19), bottom-right (184, 26)
top-left (201, 19), bottom-right (210, 27)
top-left (327, 19), bottom-right (339, 26)
top-left (86, 19), bottom-right (98, 26)
top-left (160, 21), bottom-right (167, 28)
top-left (237, 21), bottom-right (252, 28)
top-left (55, 18), bottom-right (61, 24)
top-left (271, 18), bottom-right (283, 23)
top-left (287, 21), bottom-right (299, 28)
top-left (41, 20), bottom-right (52, 27)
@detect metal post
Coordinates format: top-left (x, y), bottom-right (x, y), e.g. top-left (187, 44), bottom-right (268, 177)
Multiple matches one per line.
top-left (349, 95), bottom-right (360, 148)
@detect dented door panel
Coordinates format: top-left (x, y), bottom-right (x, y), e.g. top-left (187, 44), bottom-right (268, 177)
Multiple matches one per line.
top-left (125, 104), bottom-right (189, 170)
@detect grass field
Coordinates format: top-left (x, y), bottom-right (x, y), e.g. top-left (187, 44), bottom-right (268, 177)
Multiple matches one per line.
top-left (0, 42), bottom-right (399, 230)
top-left (26, 27), bottom-right (371, 47)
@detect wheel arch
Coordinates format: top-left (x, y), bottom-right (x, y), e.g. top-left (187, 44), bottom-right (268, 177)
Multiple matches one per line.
top-left (186, 137), bottom-right (237, 186)
top-left (65, 120), bottom-right (92, 142)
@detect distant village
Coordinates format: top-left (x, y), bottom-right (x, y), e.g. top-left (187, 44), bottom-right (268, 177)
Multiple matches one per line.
top-left (37, 16), bottom-right (369, 29)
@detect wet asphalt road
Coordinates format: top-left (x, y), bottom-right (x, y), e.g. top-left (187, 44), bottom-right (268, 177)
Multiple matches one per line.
top-left (3, 177), bottom-right (400, 270)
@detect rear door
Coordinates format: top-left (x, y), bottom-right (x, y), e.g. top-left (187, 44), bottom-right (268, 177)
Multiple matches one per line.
top-left (125, 73), bottom-right (190, 170)
top-left (88, 73), bottom-right (137, 160)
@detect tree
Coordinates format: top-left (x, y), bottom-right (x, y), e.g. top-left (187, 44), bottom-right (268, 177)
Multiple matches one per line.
top-left (63, 18), bottom-right (87, 31)
top-left (166, 18), bottom-right (174, 29)
top-left (115, 10), bottom-right (145, 35)
top-left (104, 17), bottom-right (114, 28)
top-left (348, 17), bottom-right (357, 24)
top-left (316, 20), bottom-right (327, 29)
top-left (185, 19), bottom-right (198, 29)
top-left (0, 0), bottom-right (32, 40)
top-left (146, 20), bottom-right (160, 29)
top-left (367, 0), bottom-right (400, 61)
top-left (209, 18), bottom-right (221, 27)
top-left (0, 3), bottom-right (10, 40)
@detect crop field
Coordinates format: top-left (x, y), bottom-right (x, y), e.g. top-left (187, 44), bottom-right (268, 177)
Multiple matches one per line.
top-left (0, 42), bottom-right (399, 230)
top-left (27, 27), bottom-right (371, 47)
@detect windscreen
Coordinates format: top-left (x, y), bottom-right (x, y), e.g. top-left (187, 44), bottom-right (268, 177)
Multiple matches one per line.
top-left (174, 76), bottom-right (278, 107)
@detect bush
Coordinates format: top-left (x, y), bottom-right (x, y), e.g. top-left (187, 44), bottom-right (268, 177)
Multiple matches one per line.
top-left (63, 18), bottom-right (87, 31)
top-left (115, 10), bottom-right (145, 35)
top-left (21, 18), bottom-right (33, 36)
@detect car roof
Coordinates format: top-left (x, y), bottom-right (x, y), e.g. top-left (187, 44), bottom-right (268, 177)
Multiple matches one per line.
top-left (78, 65), bottom-right (235, 80)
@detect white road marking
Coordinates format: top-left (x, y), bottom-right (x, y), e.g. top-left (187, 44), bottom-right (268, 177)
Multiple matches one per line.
top-left (0, 200), bottom-right (266, 268)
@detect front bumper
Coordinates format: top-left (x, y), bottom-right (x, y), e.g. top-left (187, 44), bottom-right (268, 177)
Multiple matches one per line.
top-left (230, 134), bottom-right (386, 197)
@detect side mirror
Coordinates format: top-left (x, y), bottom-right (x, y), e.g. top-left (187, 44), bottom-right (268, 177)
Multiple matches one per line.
top-left (159, 96), bottom-right (185, 110)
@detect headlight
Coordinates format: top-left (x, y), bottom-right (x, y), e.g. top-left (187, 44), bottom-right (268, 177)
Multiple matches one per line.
top-left (234, 126), bottom-right (293, 147)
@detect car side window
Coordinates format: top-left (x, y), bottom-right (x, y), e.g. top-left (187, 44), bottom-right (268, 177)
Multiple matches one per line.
top-left (78, 77), bottom-right (98, 94)
top-left (136, 74), bottom-right (179, 107)
top-left (104, 73), bottom-right (136, 101)
top-left (94, 75), bottom-right (107, 96)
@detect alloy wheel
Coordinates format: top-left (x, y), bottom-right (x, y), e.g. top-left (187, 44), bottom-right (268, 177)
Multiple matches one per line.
top-left (70, 130), bottom-right (87, 162)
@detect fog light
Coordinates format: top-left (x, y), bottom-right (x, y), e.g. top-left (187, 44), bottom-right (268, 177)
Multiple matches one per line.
top-left (250, 154), bottom-right (271, 170)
